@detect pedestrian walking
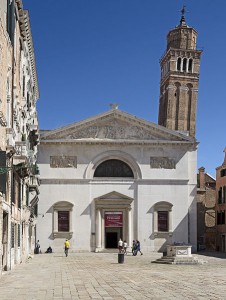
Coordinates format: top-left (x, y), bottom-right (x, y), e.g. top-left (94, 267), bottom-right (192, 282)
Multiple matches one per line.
top-left (123, 240), bottom-right (128, 254)
top-left (132, 240), bottom-right (137, 256)
top-left (118, 238), bottom-right (123, 253)
top-left (35, 240), bottom-right (41, 254)
top-left (64, 239), bottom-right (70, 257)
top-left (136, 240), bottom-right (143, 255)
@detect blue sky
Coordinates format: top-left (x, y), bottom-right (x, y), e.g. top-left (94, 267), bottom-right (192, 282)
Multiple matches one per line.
top-left (23, 0), bottom-right (226, 177)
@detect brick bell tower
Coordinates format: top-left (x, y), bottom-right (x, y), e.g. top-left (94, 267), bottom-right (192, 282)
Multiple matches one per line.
top-left (158, 6), bottom-right (202, 137)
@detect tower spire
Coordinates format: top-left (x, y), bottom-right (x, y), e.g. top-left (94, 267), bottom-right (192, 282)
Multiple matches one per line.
top-left (179, 5), bottom-right (188, 26)
top-left (223, 147), bottom-right (226, 165)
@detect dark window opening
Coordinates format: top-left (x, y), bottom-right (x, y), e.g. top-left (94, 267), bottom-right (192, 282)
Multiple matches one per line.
top-left (217, 211), bottom-right (225, 225)
top-left (22, 75), bottom-right (25, 97)
top-left (18, 224), bottom-right (20, 247)
top-left (94, 159), bottom-right (134, 178)
top-left (58, 211), bottom-right (69, 232)
top-left (177, 57), bottom-right (181, 71)
top-left (7, 0), bottom-right (15, 44)
top-left (188, 59), bottom-right (193, 72)
top-left (224, 186), bottom-right (226, 203)
top-left (0, 151), bottom-right (7, 194)
top-left (27, 92), bottom-right (29, 110)
top-left (221, 169), bottom-right (226, 177)
top-left (11, 222), bottom-right (14, 248)
top-left (183, 58), bottom-right (187, 71)
top-left (158, 211), bottom-right (168, 231)
top-left (218, 187), bottom-right (223, 204)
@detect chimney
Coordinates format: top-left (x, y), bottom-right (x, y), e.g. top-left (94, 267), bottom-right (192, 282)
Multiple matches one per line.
top-left (198, 167), bottom-right (205, 190)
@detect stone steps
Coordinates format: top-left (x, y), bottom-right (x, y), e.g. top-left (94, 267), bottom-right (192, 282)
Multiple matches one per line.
top-left (152, 256), bottom-right (200, 265)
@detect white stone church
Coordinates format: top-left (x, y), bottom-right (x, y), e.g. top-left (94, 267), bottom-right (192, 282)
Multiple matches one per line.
top-left (37, 13), bottom-right (201, 253)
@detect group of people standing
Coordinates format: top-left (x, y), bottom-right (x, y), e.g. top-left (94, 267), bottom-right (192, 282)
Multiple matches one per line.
top-left (118, 239), bottom-right (128, 254)
top-left (118, 239), bottom-right (143, 255)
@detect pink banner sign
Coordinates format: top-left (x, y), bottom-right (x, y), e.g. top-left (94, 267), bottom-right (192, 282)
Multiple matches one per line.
top-left (105, 212), bottom-right (123, 227)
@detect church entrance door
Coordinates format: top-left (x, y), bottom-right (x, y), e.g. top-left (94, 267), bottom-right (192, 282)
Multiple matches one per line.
top-left (105, 212), bottom-right (123, 248)
top-left (95, 191), bottom-right (133, 251)
top-left (105, 227), bottom-right (122, 248)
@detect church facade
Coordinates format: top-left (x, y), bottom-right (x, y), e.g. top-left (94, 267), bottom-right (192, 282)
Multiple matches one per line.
top-left (37, 13), bottom-right (202, 253)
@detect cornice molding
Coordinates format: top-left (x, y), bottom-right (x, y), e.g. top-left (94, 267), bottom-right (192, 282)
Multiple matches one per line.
top-left (40, 139), bottom-right (196, 146)
top-left (40, 178), bottom-right (189, 185)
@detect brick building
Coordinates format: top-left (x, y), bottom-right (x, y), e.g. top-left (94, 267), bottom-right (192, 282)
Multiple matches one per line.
top-left (216, 148), bottom-right (226, 252)
top-left (197, 167), bottom-right (216, 251)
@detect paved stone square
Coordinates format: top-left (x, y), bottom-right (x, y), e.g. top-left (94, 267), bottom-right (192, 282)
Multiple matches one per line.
top-left (0, 251), bottom-right (226, 300)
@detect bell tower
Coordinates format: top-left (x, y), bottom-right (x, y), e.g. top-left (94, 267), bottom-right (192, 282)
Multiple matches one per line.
top-left (158, 7), bottom-right (202, 137)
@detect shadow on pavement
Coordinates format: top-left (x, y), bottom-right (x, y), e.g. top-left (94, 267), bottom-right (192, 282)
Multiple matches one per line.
top-left (196, 251), bottom-right (226, 259)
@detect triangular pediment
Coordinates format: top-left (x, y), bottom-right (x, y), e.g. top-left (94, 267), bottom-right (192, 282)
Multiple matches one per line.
top-left (95, 191), bottom-right (133, 208)
top-left (95, 191), bottom-right (133, 202)
top-left (41, 109), bottom-right (195, 144)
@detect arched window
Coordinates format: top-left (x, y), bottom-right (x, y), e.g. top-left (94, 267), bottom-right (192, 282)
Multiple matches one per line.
top-left (188, 58), bottom-right (193, 72)
top-left (177, 57), bottom-right (181, 71)
top-left (183, 58), bottom-right (187, 71)
top-left (94, 159), bottom-right (134, 178)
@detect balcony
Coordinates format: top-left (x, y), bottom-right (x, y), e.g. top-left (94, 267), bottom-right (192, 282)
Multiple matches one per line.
top-left (29, 174), bottom-right (40, 195)
top-left (13, 141), bottom-right (28, 165)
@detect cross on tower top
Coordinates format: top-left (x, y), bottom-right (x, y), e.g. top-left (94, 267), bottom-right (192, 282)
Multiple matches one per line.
top-left (180, 5), bottom-right (187, 17)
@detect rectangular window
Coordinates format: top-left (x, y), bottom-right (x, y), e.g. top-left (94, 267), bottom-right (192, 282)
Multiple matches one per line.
top-left (221, 169), bottom-right (226, 177)
top-left (224, 186), bottom-right (226, 203)
top-left (58, 211), bottom-right (69, 232)
top-left (18, 224), bottom-right (20, 247)
top-left (0, 151), bottom-right (7, 195)
top-left (217, 211), bottom-right (225, 225)
top-left (218, 188), bottom-right (223, 204)
top-left (158, 211), bottom-right (168, 232)
top-left (11, 222), bottom-right (14, 248)
top-left (7, 0), bottom-right (15, 44)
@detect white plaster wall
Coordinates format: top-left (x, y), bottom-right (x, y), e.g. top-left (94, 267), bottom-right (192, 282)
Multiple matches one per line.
top-left (37, 142), bottom-right (197, 252)
top-left (38, 144), bottom-right (190, 179)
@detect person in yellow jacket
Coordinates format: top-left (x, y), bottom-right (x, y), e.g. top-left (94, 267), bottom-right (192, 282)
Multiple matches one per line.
top-left (64, 239), bottom-right (70, 257)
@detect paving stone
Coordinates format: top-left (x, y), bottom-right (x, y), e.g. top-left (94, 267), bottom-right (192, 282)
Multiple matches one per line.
top-left (0, 252), bottom-right (226, 299)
